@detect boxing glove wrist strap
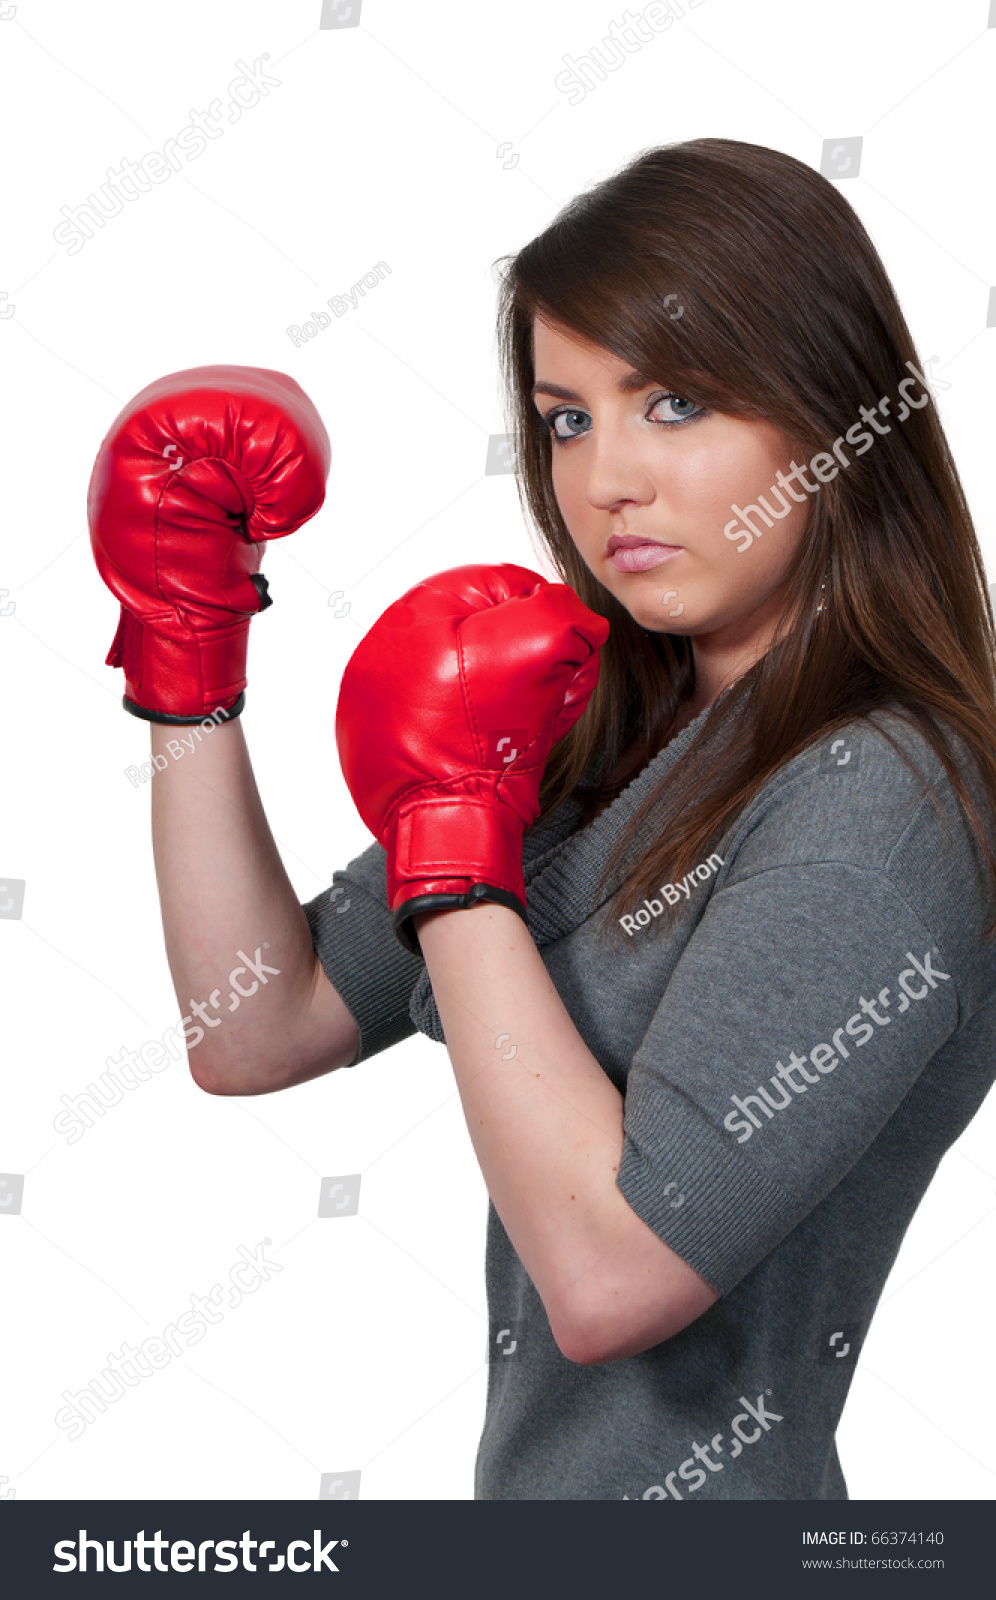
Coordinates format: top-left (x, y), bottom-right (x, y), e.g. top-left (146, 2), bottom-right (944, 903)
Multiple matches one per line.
top-left (107, 604), bottom-right (252, 724)
top-left (387, 797), bottom-right (529, 954)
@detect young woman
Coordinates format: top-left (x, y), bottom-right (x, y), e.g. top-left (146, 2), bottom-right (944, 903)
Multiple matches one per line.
top-left (91, 139), bottom-right (996, 1501)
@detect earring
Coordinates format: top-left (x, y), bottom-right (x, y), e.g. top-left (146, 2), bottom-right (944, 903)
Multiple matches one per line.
top-left (815, 560), bottom-right (832, 616)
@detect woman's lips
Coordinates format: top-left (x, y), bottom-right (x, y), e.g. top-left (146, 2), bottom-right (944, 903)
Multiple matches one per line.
top-left (608, 541), bottom-right (682, 573)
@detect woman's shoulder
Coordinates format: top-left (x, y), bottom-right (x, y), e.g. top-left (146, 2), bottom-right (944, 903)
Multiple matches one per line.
top-left (771, 702), bottom-right (976, 799)
top-left (735, 704), bottom-right (984, 863)
top-left (721, 703), bottom-right (996, 1004)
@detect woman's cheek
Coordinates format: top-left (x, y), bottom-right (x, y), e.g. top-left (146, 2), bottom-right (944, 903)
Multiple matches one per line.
top-left (552, 475), bottom-right (593, 551)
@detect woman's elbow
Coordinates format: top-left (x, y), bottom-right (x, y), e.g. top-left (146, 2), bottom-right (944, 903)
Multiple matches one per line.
top-left (552, 1284), bottom-right (719, 1366)
top-left (552, 1315), bottom-right (660, 1367)
top-left (548, 1297), bottom-right (649, 1366)
top-left (186, 1039), bottom-right (352, 1096)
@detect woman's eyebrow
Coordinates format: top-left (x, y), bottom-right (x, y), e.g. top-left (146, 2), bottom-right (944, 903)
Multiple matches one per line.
top-left (531, 371), bottom-right (659, 402)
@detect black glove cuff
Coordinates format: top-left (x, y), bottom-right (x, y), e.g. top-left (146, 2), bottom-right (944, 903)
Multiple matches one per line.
top-left (392, 883), bottom-right (528, 957)
top-left (122, 691), bottom-right (246, 726)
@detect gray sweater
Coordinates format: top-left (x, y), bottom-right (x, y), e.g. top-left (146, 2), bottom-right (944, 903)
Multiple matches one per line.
top-left (303, 701), bottom-right (996, 1500)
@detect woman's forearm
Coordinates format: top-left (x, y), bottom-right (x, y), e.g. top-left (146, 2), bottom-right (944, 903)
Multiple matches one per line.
top-left (149, 717), bottom-right (357, 1094)
top-left (414, 902), bottom-right (717, 1363)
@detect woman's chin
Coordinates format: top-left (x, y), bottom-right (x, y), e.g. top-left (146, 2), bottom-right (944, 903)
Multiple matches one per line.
top-left (620, 595), bottom-right (697, 634)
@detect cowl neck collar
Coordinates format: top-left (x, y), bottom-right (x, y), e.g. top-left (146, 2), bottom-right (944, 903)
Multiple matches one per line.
top-left (523, 689), bottom-right (742, 947)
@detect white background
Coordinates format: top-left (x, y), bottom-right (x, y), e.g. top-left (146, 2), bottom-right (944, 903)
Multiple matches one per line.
top-left (0, 0), bottom-right (993, 1503)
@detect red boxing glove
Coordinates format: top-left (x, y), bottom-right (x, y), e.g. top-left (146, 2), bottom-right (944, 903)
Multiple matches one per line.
top-left (335, 563), bottom-right (609, 953)
top-left (88, 365), bottom-right (331, 722)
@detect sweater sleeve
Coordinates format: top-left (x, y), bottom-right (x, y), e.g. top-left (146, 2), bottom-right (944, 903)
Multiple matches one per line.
top-left (612, 719), bottom-right (996, 1297)
top-left (614, 857), bottom-right (961, 1295)
top-left (302, 839), bottom-right (425, 1065)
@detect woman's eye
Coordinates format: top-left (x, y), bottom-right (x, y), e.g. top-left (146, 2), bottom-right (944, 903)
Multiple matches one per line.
top-left (650, 393), bottom-right (702, 423)
top-left (547, 408), bottom-right (591, 440)
top-left (542, 393), bottom-right (704, 442)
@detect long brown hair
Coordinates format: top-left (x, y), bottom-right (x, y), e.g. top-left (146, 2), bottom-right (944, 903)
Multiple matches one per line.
top-left (494, 138), bottom-right (996, 940)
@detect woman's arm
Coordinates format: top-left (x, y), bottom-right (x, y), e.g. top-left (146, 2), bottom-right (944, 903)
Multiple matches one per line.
top-left (151, 717), bottom-right (358, 1095)
top-left (413, 901), bottom-right (718, 1364)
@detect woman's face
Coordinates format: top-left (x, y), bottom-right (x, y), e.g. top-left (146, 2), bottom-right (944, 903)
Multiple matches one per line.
top-left (531, 315), bottom-right (812, 643)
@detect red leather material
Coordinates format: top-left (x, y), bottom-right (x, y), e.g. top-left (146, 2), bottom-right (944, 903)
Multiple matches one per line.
top-left (335, 563), bottom-right (609, 934)
top-left (88, 365), bottom-right (331, 719)
top-left (389, 796), bottom-right (529, 907)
